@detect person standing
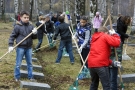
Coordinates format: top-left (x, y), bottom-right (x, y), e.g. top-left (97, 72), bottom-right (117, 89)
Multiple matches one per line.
top-left (33, 16), bottom-right (47, 52)
top-left (53, 16), bottom-right (74, 64)
top-left (73, 16), bottom-right (91, 68)
top-left (92, 12), bottom-right (102, 32)
top-left (8, 11), bottom-right (37, 82)
top-left (88, 27), bottom-right (121, 90)
top-left (45, 15), bottom-right (54, 47)
top-left (109, 15), bottom-right (131, 90)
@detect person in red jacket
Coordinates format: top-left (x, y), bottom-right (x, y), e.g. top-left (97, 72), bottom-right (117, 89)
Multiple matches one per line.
top-left (88, 26), bottom-right (121, 90)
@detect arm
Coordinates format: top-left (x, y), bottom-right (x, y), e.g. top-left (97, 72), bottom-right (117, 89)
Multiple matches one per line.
top-left (53, 27), bottom-right (60, 40)
top-left (117, 25), bottom-right (129, 38)
top-left (8, 26), bottom-right (19, 46)
top-left (105, 34), bottom-right (121, 47)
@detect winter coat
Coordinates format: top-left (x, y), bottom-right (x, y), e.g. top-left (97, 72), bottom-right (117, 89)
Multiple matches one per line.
top-left (88, 32), bottom-right (120, 68)
top-left (93, 15), bottom-right (102, 29)
top-left (9, 21), bottom-right (36, 48)
top-left (117, 17), bottom-right (129, 43)
top-left (53, 22), bottom-right (71, 41)
top-left (45, 20), bottom-right (54, 33)
top-left (36, 21), bottom-right (47, 39)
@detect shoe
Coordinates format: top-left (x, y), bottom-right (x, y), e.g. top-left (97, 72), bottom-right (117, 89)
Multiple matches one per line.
top-left (55, 62), bottom-right (60, 64)
top-left (15, 78), bottom-right (20, 82)
top-left (71, 62), bottom-right (74, 65)
top-left (63, 53), bottom-right (69, 57)
top-left (29, 78), bottom-right (36, 82)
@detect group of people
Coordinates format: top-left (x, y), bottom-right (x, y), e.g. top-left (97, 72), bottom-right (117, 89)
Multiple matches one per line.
top-left (8, 10), bottom-right (131, 90)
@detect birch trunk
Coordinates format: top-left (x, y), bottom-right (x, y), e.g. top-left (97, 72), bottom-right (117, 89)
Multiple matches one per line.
top-left (29, 0), bottom-right (33, 21)
top-left (1, 0), bottom-right (5, 21)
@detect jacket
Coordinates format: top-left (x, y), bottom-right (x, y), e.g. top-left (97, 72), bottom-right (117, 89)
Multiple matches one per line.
top-left (45, 20), bottom-right (54, 33)
top-left (9, 21), bottom-right (35, 48)
top-left (36, 21), bottom-right (47, 39)
top-left (76, 23), bottom-right (91, 48)
top-left (117, 17), bottom-right (129, 43)
top-left (93, 15), bottom-right (102, 29)
top-left (88, 32), bottom-right (121, 68)
top-left (53, 22), bottom-right (71, 40)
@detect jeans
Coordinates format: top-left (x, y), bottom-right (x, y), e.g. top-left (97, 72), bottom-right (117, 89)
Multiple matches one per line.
top-left (55, 40), bottom-right (74, 63)
top-left (36, 38), bottom-right (42, 49)
top-left (110, 67), bottom-right (118, 90)
top-left (47, 33), bottom-right (53, 43)
top-left (89, 67), bottom-right (110, 90)
top-left (14, 47), bottom-right (33, 79)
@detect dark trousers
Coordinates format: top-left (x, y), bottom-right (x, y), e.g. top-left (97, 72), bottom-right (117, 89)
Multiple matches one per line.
top-left (89, 67), bottom-right (110, 90)
top-left (109, 67), bottom-right (118, 90)
top-left (80, 48), bottom-right (89, 68)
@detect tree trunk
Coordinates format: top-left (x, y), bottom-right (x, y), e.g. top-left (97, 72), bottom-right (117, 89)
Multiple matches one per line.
top-left (1, 0), bottom-right (6, 22)
top-left (29, 0), bottom-right (33, 21)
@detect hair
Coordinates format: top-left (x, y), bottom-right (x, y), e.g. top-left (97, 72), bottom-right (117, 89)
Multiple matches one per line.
top-left (120, 16), bottom-right (131, 25)
top-left (38, 16), bottom-right (45, 21)
top-left (20, 11), bottom-right (29, 17)
top-left (98, 26), bottom-right (108, 33)
top-left (58, 16), bottom-right (64, 23)
top-left (80, 16), bottom-right (88, 22)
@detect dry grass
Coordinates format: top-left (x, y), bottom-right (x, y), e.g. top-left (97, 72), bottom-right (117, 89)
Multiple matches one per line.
top-left (0, 22), bottom-right (135, 90)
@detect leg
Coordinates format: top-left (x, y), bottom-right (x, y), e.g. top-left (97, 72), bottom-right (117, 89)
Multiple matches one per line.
top-left (89, 68), bottom-right (99, 90)
top-left (110, 67), bottom-right (118, 90)
top-left (35, 38), bottom-right (43, 49)
top-left (81, 48), bottom-right (90, 68)
top-left (25, 48), bottom-right (33, 79)
top-left (55, 40), bottom-right (65, 63)
top-left (14, 47), bottom-right (24, 79)
top-left (65, 40), bottom-right (74, 63)
top-left (97, 67), bottom-right (110, 90)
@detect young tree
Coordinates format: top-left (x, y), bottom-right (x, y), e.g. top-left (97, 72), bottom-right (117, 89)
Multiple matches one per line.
top-left (1, 0), bottom-right (5, 22)
top-left (29, 0), bottom-right (33, 21)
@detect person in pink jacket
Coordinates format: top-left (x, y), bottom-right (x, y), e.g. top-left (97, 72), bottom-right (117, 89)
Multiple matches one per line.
top-left (93, 12), bottom-right (102, 32)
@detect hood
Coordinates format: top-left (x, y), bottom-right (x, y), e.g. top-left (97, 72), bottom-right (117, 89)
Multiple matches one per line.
top-left (91, 32), bottom-right (104, 43)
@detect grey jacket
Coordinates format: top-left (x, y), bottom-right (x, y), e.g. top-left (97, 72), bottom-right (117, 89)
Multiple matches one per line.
top-left (9, 21), bottom-right (36, 48)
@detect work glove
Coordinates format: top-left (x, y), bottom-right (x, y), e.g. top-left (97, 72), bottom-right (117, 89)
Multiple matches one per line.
top-left (8, 46), bottom-right (14, 53)
top-left (32, 28), bottom-right (37, 34)
top-left (72, 35), bottom-right (76, 40)
top-left (78, 46), bottom-right (83, 54)
top-left (109, 29), bottom-right (116, 35)
top-left (112, 61), bottom-right (121, 68)
top-left (50, 33), bottom-right (53, 37)
top-left (52, 40), bottom-right (56, 44)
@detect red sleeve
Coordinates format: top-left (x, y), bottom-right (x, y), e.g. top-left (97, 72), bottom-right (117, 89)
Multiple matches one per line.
top-left (109, 59), bottom-right (112, 65)
top-left (104, 34), bottom-right (121, 47)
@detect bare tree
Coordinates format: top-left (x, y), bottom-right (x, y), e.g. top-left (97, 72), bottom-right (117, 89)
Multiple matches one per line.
top-left (29, 0), bottom-right (33, 21)
top-left (1, 0), bottom-right (6, 22)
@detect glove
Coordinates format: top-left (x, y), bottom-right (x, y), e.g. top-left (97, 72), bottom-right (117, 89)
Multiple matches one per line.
top-left (78, 46), bottom-right (83, 54)
top-left (50, 33), bottom-right (53, 37)
top-left (32, 28), bottom-right (37, 34)
top-left (112, 61), bottom-right (121, 68)
top-left (8, 47), bottom-right (14, 53)
top-left (72, 35), bottom-right (76, 40)
top-left (109, 29), bottom-right (116, 35)
top-left (52, 40), bottom-right (56, 44)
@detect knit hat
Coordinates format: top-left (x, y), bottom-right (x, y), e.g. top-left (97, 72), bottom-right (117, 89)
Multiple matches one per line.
top-left (66, 11), bottom-right (69, 15)
top-left (96, 12), bottom-right (100, 15)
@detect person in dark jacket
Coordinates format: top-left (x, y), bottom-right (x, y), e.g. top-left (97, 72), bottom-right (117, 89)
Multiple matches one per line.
top-left (8, 11), bottom-right (37, 82)
top-left (45, 15), bottom-right (54, 47)
top-left (53, 16), bottom-right (74, 64)
top-left (34, 16), bottom-right (46, 52)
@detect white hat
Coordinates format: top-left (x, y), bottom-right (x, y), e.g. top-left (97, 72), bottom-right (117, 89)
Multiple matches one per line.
top-left (96, 12), bottom-right (100, 15)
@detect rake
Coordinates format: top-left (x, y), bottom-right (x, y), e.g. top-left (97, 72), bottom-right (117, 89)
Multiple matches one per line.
top-left (108, 9), bottom-right (124, 90)
top-left (122, 39), bottom-right (131, 60)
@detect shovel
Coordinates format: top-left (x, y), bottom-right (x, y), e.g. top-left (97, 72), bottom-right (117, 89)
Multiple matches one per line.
top-left (122, 39), bottom-right (131, 60)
